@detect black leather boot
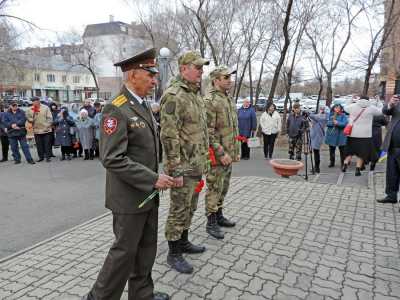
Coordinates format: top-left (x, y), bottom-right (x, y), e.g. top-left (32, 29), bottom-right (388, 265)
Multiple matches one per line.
top-left (216, 208), bottom-right (236, 227)
top-left (355, 167), bottom-right (361, 176)
top-left (167, 240), bottom-right (193, 274)
top-left (206, 213), bottom-right (224, 239)
top-left (181, 230), bottom-right (206, 254)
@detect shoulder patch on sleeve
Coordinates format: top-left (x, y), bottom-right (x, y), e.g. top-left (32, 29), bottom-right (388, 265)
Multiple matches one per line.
top-left (165, 102), bottom-right (176, 114)
top-left (103, 117), bottom-right (118, 135)
top-left (112, 95), bottom-right (127, 107)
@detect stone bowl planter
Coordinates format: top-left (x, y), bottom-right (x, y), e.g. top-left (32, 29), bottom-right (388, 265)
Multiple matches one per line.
top-left (270, 159), bottom-right (304, 178)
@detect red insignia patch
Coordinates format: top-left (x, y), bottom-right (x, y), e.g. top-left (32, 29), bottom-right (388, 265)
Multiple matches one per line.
top-left (103, 117), bottom-right (118, 135)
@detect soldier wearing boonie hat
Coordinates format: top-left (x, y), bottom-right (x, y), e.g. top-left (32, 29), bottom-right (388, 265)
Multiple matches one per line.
top-left (83, 48), bottom-right (173, 300)
top-left (204, 65), bottom-right (239, 240)
top-left (160, 51), bottom-right (210, 274)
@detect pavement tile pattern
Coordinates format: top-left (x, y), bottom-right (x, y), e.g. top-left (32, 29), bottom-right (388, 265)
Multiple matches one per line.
top-left (1, 175), bottom-right (400, 300)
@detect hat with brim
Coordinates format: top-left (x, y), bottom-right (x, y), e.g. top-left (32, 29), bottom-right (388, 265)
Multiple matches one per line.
top-left (114, 48), bottom-right (159, 74)
top-left (178, 51), bottom-right (210, 66)
top-left (209, 65), bottom-right (237, 80)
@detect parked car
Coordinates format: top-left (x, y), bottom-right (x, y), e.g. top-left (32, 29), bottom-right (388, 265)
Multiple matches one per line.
top-left (275, 99), bottom-right (287, 113)
top-left (255, 97), bottom-right (267, 111)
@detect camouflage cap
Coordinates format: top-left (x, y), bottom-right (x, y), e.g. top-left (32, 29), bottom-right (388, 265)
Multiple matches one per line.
top-left (178, 51), bottom-right (210, 66)
top-left (209, 65), bottom-right (237, 80)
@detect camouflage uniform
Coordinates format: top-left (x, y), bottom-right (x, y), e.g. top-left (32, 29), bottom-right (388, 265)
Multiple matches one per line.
top-left (160, 75), bottom-right (209, 241)
top-left (204, 85), bottom-right (240, 215)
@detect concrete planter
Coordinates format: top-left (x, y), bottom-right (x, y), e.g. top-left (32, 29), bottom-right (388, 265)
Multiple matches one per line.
top-left (270, 159), bottom-right (304, 178)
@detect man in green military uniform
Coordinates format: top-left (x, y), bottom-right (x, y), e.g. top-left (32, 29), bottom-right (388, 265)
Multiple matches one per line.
top-left (160, 51), bottom-right (210, 274)
top-left (83, 48), bottom-right (174, 300)
top-left (204, 66), bottom-right (240, 240)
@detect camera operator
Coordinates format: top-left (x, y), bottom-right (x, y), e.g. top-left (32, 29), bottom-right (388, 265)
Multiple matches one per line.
top-left (378, 94), bottom-right (400, 203)
top-left (287, 103), bottom-right (307, 161)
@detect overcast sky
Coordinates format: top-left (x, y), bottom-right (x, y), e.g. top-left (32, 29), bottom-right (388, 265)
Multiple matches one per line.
top-left (7, 0), bottom-right (135, 46)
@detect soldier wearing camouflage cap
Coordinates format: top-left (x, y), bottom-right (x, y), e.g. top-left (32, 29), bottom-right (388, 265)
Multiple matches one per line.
top-left (204, 65), bottom-right (240, 240)
top-left (160, 51), bottom-right (209, 274)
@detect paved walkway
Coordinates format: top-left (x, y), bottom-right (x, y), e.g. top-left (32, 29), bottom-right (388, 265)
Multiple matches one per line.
top-left (1, 175), bottom-right (400, 300)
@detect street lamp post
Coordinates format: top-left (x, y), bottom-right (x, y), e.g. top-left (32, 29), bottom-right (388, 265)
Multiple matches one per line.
top-left (156, 47), bottom-right (171, 102)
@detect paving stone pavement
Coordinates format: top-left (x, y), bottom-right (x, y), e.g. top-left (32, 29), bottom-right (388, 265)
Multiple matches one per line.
top-left (1, 175), bottom-right (400, 300)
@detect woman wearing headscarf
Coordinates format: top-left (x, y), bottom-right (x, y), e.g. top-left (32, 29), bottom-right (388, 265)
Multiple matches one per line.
top-left (75, 109), bottom-right (95, 160)
top-left (309, 105), bottom-right (328, 173)
top-left (54, 107), bottom-right (75, 160)
top-left (237, 98), bottom-right (257, 160)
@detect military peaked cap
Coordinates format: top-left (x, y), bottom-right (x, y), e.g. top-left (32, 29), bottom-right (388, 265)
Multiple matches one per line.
top-left (114, 48), bottom-right (159, 74)
top-left (209, 65), bottom-right (237, 80)
top-left (178, 51), bottom-right (210, 66)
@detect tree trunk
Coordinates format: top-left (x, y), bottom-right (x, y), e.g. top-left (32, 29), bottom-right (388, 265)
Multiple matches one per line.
top-left (248, 57), bottom-right (253, 104)
top-left (326, 73), bottom-right (333, 107)
top-left (267, 0), bottom-right (293, 103)
top-left (362, 65), bottom-right (373, 97)
top-left (315, 77), bottom-right (323, 113)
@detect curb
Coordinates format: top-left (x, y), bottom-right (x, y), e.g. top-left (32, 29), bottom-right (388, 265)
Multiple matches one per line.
top-left (0, 212), bottom-right (111, 264)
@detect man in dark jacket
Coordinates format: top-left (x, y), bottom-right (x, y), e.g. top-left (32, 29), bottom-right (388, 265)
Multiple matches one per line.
top-left (287, 103), bottom-right (305, 160)
top-left (83, 48), bottom-right (174, 300)
top-left (3, 101), bottom-right (35, 164)
top-left (378, 95), bottom-right (400, 203)
top-left (0, 103), bottom-right (9, 162)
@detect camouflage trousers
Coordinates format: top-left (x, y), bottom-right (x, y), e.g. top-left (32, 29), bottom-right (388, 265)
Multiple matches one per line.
top-left (205, 165), bottom-right (232, 215)
top-left (165, 176), bottom-right (202, 241)
top-left (288, 135), bottom-right (303, 160)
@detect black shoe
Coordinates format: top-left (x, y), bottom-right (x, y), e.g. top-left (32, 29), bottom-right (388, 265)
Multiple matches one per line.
top-left (46, 158), bottom-right (51, 162)
top-left (216, 208), bottom-right (236, 227)
top-left (342, 163), bottom-right (348, 172)
top-left (328, 162), bottom-right (334, 168)
top-left (377, 196), bottom-right (397, 204)
top-left (360, 165), bottom-right (366, 171)
top-left (181, 230), bottom-right (206, 254)
top-left (289, 155), bottom-right (294, 160)
top-left (14, 160), bottom-right (21, 164)
top-left (37, 158), bottom-right (44, 162)
top-left (355, 168), bottom-right (361, 176)
top-left (67, 155), bottom-right (72, 161)
top-left (0, 158), bottom-right (7, 162)
top-left (81, 292), bottom-right (95, 300)
top-left (315, 166), bottom-right (320, 173)
top-left (50, 154), bottom-right (56, 158)
top-left (60, 156), bottom-right (65, 161)
top-left (243, 157), bottom-right (249, 160)
top-left (84, 157), bottom-right (89, 160)
top-left (296, 156), bottom-right (302, 161)
top-left (153, 291), bottom-right (170, 300)
top-left (206, 213), bottom-right (224, 239)
top-left (27, 160), bottom-right (35, 165)
top-left (167, 241), bottom-right (193, 274)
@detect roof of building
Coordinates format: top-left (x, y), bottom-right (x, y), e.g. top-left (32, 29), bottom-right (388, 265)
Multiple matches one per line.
top-left (83, 21), bottom-right (130, 38)
top-left (12, 54), bottom-right (90, 74)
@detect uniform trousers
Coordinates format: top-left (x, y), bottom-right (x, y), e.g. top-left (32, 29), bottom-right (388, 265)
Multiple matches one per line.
top-left (165, 176), bottom-right (201, 241)
top-left (90, 207), bottom-right (158, 300)
top-left (34, 133), bottom-right (52, 159)
top-left (205, 165), bottom-right (232, 215)
top-left (385, 147), bottom-right (400, 200)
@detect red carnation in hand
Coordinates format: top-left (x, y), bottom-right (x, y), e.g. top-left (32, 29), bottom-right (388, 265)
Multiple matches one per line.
top-left (208, 147), bottom-right (217, 167)
top-left (194, 179), bottom-right (205, 193)
top-left (235, 135), bottom-right (247, 143)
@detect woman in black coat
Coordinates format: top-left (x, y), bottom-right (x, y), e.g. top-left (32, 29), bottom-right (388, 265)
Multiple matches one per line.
top-left (54, 108), bottom-right (75, 160)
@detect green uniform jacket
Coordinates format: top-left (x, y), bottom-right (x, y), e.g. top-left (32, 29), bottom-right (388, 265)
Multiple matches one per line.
top-left (100, 85), bottom-right (159, 214)
top-left (160, 76), bottom-right (209, 177)
top-left (204, 87), bottom-right (240, 163)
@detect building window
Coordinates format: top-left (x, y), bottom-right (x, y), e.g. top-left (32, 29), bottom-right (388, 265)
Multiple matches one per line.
top-left (34, 73), bottom-right (40, 81)
top-left (73, 76), bottom-right (80, 84)
top-left (62, 75), bottom-right (67, 83)
top-left (47, 74), bottom-right (55, 82)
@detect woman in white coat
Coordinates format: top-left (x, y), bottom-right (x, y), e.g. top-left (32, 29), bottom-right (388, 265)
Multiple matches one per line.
top-left (342, 96), bottom-right (382, 176)
top-left (260, 103), bottom-right (281, 159)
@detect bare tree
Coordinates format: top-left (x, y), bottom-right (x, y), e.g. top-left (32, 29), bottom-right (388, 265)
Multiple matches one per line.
top-left (306, 0), bottom-right (363, 106)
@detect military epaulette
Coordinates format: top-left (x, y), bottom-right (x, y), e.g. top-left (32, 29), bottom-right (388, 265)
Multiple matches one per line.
top-left (165, 85), bottom-right (179, 96)
top-left (112, 95), bottom-right (128, 107)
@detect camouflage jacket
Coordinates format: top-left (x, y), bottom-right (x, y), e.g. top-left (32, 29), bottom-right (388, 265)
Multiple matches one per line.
top-left (204, 87), bottom-right (240, 162)
top-left (160, 76), bottom-right (209, 177)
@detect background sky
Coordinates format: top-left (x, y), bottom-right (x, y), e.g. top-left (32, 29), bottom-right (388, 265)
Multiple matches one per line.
top-left (7, 0), bottom-right (135, 46)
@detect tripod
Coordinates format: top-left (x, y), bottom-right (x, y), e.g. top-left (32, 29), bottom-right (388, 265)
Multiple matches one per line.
top-left (301, 118), bottom-right (315, 181)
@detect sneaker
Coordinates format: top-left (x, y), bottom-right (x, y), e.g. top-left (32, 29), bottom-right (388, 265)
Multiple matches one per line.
top-left (14, 160), bottom-right (21, 164)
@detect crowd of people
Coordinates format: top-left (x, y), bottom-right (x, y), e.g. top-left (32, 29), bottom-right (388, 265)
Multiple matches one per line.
top-left (0, 98), bottom-right (103, 164)
top-left (235, 95), bottom-right (387, 177)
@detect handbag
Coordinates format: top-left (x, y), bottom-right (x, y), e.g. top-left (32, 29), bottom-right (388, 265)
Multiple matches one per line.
top-left (343, 108), bottom-right (365, 136)
top-left (247, 137), bottom-right (261, 148)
